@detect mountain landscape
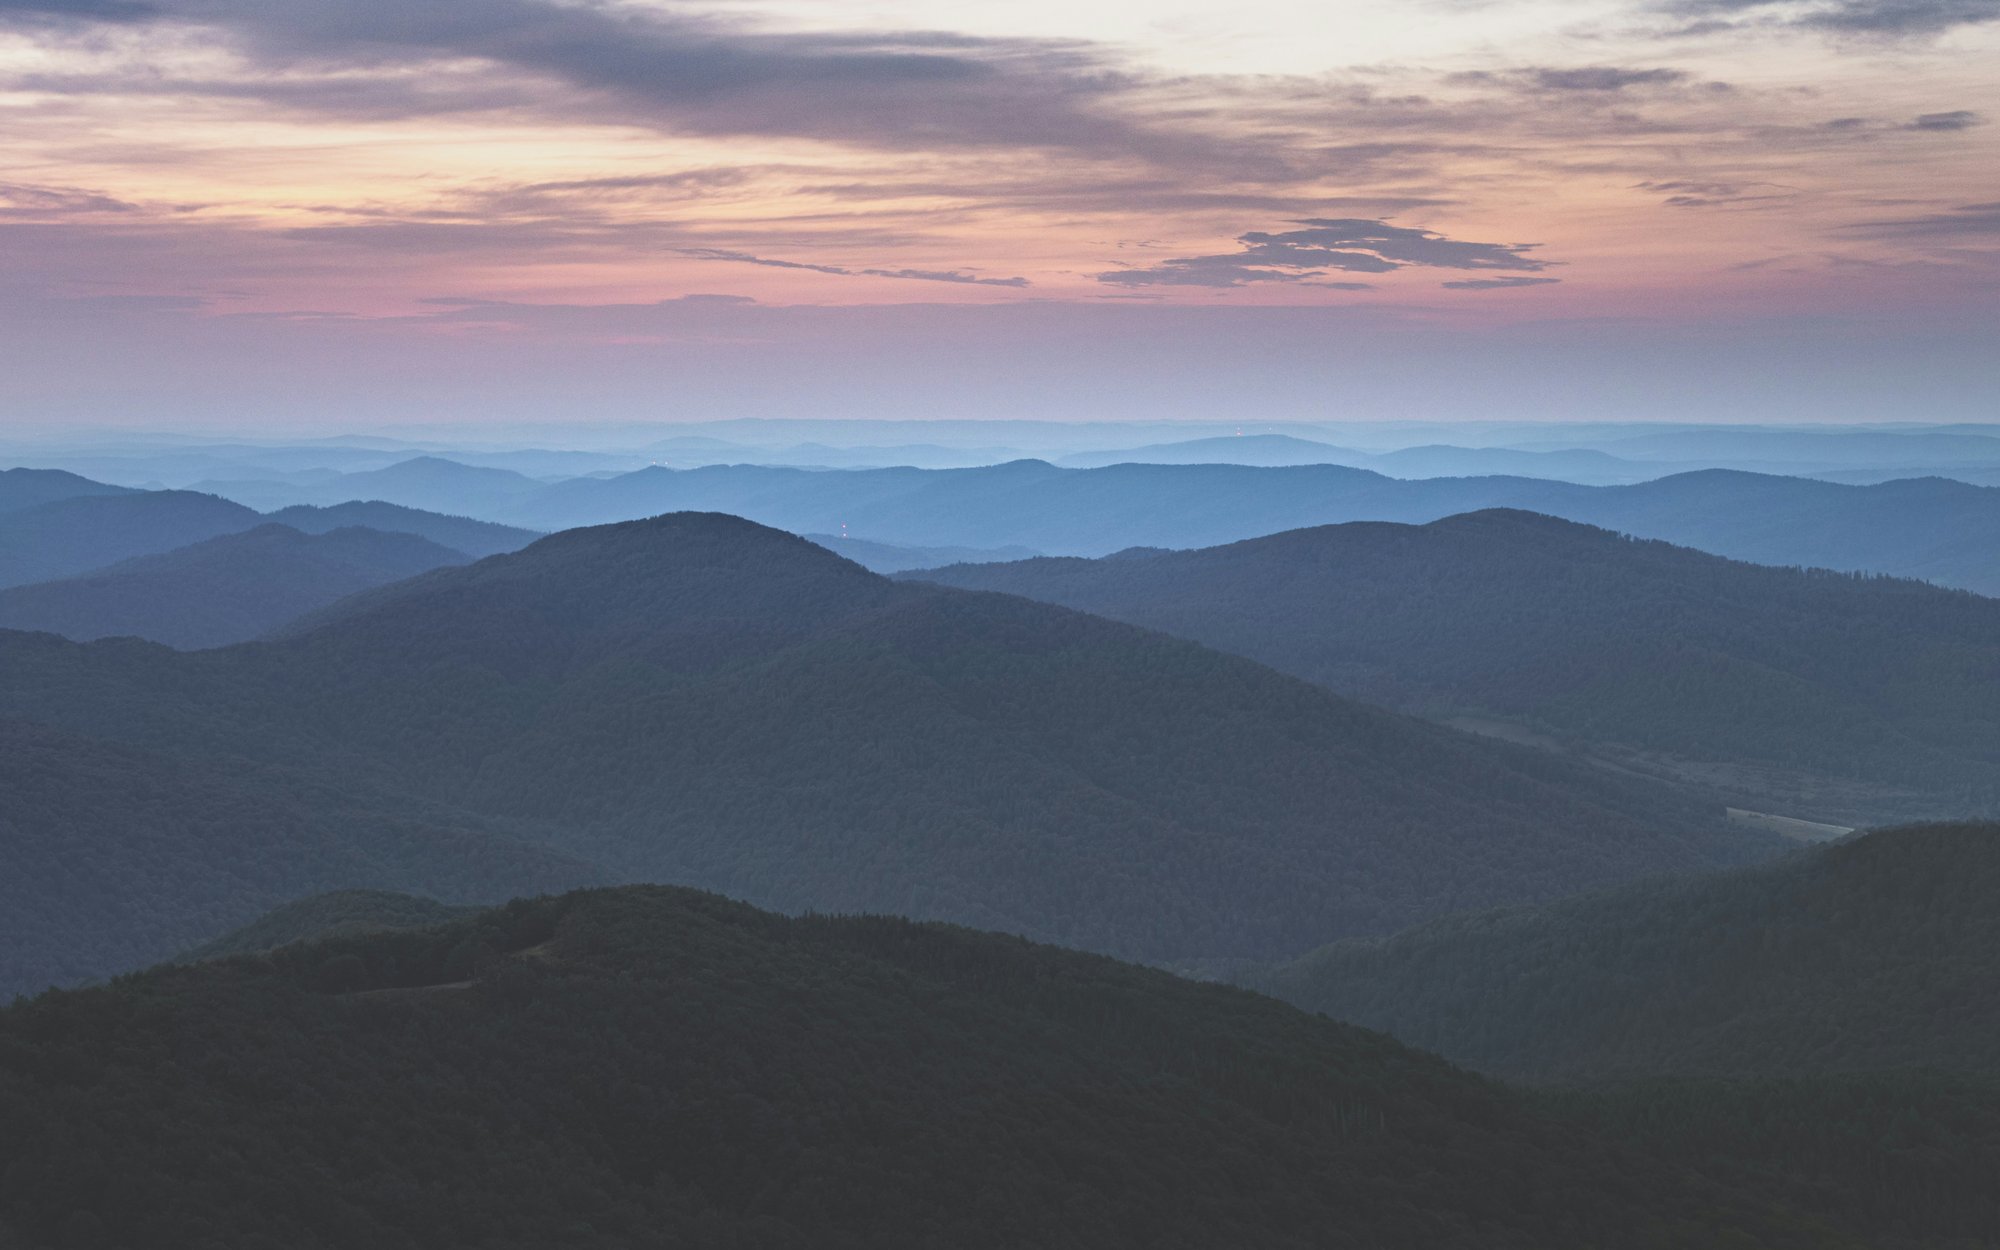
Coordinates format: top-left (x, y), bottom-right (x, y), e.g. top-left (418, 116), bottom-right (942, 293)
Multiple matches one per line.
top-left (0, 512), bottom-right (1771, 998)
top-left (0, 524), bottom-right (472, 648)
top-left (4, 0), bottom-right (1997, 1224)
top-left (910, 510), bottom-right (2000, 824)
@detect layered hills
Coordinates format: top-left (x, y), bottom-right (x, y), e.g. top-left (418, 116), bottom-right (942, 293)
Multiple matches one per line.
top-left (910, 510), bottom-right (2000, 823)
top-left (0, 512), bottom-right (1764, 995)
top-left (0, 483), bottom-right (535, 592)
top-left (0, 524), bottom-right (472, 649)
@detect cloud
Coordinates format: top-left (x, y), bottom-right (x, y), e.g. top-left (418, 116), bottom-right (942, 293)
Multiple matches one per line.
top-left (0, 0), bottom-right (1248, 170)
top-left (1908, 110), bottom-right (1984, 130)
top-left (1531, 66), bottom-right (1692, 90)
top-left (1096, 218), bottom-right (1553, 288)
top-left (1452, 66), bottom-right (1695, 92)
top-left (1440, 276), bottom-right (1563, 289)
top-left (1634, 179), bottom-right (1794, 208)
top-left (0, 0), bottom-right (156, 21)
top-left (1662, 0), bottom-right (2000, 36)
top-left (677, 247), bottom-right (852, 277)
top-left (0, 181), bottom-right (141, 215)
top-left (1844, 202), bottom-right (2000, 238)
top-left (679, 247), bottom-right (1030, 287)
top-left (511, 168), bottom-right (761, 197)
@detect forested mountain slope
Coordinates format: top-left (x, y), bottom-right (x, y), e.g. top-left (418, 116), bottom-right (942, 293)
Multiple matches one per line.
top-left (498, 462), bottom-right (2000, 594)
top-left (0, 886), bottom-right (1856, 1249)
top-left (0, 719), bottom-right (590, 999)
top-left (909, 510), bottom-right (2000, 823)
top-left (0, 513), bottom-right (1764, 992)
top-left (0, 525), bottom-right (472, 649)
top-left (1250, 822), bottom-right (2000, 1083)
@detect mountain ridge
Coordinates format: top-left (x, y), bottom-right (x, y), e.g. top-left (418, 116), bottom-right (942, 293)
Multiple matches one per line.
top-left (0, 511), bottom-right (1766, 991)
top-left (907, 508), bottom-right (2000, 823)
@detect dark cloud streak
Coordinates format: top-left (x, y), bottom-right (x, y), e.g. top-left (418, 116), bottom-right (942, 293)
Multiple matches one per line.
top-left (1098, 218), bottom-right (1552, 288)
top-left (1663, 0), bottom-right (2000, 35)
top-left (679, 246), bottom-right (1029, 287)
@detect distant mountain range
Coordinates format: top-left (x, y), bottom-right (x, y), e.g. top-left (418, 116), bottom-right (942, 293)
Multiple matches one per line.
top-left (472, 461), bottom-right (2000, 595)
top-left (1054, 434), bottom-right (1658, 482)
top-left (908, 510), bottom-right (2000, 824)
top-left (0, 512), bottom-right (1762, 997)
top-left (1249, 821), bottom-right (2000, 1084)
top-left (0, 524), bottom-right (471, 649)
top-left (198, 455), bottom-right (555, 515)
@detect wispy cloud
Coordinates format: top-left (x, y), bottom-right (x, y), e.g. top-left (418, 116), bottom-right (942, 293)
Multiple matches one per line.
top-left (0, 180), bottom-right (141, 215)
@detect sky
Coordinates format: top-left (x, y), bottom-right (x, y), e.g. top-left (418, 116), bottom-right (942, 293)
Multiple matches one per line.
top-left (0, 0), bottom-right (1995, 430)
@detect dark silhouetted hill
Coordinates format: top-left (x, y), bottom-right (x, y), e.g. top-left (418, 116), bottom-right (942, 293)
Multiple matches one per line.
top-left (0, 524), bottom-right (472, 649)
top-left (908, 510), bottom-right (2000, 823)
top-left (1250, 822), bottom-right (2000, 1084)
top-left (0, 885), bottom-right (1857, 1249)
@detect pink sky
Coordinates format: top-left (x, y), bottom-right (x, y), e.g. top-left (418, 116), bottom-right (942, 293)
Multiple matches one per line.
top-left (0, 0), bottom-right (1995, 427)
